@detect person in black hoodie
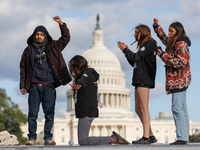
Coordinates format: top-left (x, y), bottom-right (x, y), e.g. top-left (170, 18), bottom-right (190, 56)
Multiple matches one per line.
top-left (68, 55), bottom-right (130, 145)
top-left (20, 16), bottom-right (71, 145)
top-left (153, 18), bottom-right (191, 145)
top-left (117, 24), bottom-right (157, 144)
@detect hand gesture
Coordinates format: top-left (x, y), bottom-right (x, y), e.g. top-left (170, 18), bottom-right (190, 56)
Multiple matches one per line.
top-left (21, 88), bottom-right (27, 95)
top-left (153, 18), bottom-right (159, 26)
top-left (117, 41), bottom-right (129, 51)
top-left (53, 16), bottom-right (63, 25)
top-left (157, 48), bottom-right (164, 57)
top-left (69, 83), bottom-right (82, 90)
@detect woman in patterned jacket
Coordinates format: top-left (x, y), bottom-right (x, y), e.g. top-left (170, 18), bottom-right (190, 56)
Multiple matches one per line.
top-left (153, 18), bottom-right (191, 145)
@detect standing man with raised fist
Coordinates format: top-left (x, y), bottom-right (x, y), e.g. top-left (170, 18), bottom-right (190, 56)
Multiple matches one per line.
top-left (20, 16), bottom-right (71, 145)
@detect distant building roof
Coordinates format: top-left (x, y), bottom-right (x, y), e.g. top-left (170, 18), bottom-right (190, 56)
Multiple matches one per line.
top-left (153, 112), bottom-right (173, 121)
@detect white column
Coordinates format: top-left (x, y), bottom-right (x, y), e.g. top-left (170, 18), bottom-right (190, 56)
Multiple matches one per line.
top-left (111, 93), bottom-right (114, 108)
top-left (100, 93), bottom-right (104, 106)
top-left (98, 93), bottom-right (101, 106)
top-left (124, 95), bottom-right (127, 109)
top-left (123, 95), bottom-right (125, 108)
top-left (121, 94), bottom-right (123, 108)
top-left (94, 126), bottom-right (98, 136)
top-left (116, 94), bottom-right (119, 108)
top-left (122, 126), bottom-right (125, 137)
top-left (127, 95), bottom-right (129, 109)
top-left (103, 94), bottom-right (106, 107)
top-left (127, 95), bottom-right (131, 110)
top-left (73, 125), bottom-right (76, 141)
top-left (119, 94), bottom-right (122, 107)
top-left (74, 126), bottom-right (77, 144)
top-left (106, 94), bottom-right (109, 107)
top-left (102, 125), bottom-right (106, 136)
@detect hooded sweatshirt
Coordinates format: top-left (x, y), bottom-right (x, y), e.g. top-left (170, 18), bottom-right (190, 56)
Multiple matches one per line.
top-left (154, 24), bottom-right (191, 94)
top-left (20, 23), bottom-right (71, 92)
top-left (75, 68), bottom-right (99, 118)
top-left (27, 26), bottom-right (54, 84)
top-left (123, 39), bottom-right (157, 88)
top-left (32, 47), bottom-right (55, 84)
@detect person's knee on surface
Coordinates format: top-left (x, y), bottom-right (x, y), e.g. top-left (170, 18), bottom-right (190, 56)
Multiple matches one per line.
top-left (78, 137), bottom-right (88, 145)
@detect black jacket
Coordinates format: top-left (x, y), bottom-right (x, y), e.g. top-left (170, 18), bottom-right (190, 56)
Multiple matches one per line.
top-left (123, 39), bottom-right (157, 88)
top-left (20, 23), bottom-right (71, 92)
top-left (75, 68), bottom-right (99, 118)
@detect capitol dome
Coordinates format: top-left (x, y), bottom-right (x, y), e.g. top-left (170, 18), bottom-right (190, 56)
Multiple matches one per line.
top-left (82, 47), bottom-right (121, 71)
top-left (82, 26), bottom-right (121, 71)
top-left (66, 14), bottom-right (132, 118)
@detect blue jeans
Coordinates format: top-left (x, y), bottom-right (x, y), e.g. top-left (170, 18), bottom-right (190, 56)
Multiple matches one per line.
top-left (171, 90), bottom-right (189, 141)
top-left (28, 84), bottom-right (56, 140)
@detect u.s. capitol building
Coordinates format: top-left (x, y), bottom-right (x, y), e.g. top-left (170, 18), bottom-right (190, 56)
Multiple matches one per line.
top-left (21, 15), bottom-right (200, 145)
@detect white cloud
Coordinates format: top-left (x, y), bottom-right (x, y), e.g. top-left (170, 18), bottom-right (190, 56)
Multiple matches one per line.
top-left (180, 1), bottom-right (200, 15)
top-left (0, 1), bottom-right (11, 17)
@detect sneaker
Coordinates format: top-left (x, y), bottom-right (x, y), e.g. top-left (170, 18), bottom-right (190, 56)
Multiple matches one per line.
top-left (26, 139), bottom-right (36, 146)
top-left (170, 140), bottom-right (188, 145)
top-left (132, 137), bottom-right (151, 144)
top-left (150, 136), bottom-right (157, 143)
top-left (44, 139), bottom-right (56, 145)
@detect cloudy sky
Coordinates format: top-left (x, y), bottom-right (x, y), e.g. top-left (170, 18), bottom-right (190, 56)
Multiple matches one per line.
top-left (0, 0), bottom-right (200, 122)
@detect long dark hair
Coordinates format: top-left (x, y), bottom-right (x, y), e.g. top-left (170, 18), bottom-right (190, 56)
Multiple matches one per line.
top-left (166, 22), bottom-right (187, 53)
top-left (132, 24), bottom-right (156, 49)
top-left (69, 55), bottom-right (89, 99)
top-left (68, 55), bottom-right (89, 79)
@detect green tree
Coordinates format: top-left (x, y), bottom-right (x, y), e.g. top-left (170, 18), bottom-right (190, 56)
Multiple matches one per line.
top-left (189, 134), bottom-right (200, 143)
top-left (0, 88), bottom-right (27, 145)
